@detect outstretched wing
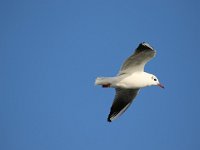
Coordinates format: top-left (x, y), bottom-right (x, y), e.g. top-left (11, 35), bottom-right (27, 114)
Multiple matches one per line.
top-left (118, 42), bottom-right (156, 75)
top-left (107, 88), bottom-right (139, 122)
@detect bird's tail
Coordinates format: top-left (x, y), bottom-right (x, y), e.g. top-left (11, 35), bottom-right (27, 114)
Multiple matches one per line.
top-left (95, 77), bottom-right (115, 88)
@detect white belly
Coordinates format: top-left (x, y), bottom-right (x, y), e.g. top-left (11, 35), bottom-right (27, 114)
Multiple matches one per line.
top-left (113, 73), bottom-right (149, 89)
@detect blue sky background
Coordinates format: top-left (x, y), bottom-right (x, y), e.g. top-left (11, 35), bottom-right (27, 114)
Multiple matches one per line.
top-left (1, 0), bottom-right (200, 150)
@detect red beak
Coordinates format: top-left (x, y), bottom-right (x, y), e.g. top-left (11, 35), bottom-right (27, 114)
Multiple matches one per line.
top-left (157, 83), bottom-right (164, 89)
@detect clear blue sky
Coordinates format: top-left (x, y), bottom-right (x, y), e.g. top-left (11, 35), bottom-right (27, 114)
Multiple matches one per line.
top-left (1, 0), bottom-right (200, 150)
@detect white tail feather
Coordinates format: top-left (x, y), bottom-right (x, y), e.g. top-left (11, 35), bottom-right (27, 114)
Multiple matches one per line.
top-left (95, 77), bottom-right (115, 86)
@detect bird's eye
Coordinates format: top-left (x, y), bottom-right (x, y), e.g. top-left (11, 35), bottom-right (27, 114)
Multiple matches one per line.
top-left (154, 79), bottom-right (157, 81)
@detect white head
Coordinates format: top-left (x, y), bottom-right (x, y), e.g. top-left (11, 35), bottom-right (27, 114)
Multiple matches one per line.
top-left (147, 74), bottom-right (164, 88)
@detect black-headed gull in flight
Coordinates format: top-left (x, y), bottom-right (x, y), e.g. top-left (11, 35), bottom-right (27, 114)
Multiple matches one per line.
top-left (95, 42), bottom-right (164, 122)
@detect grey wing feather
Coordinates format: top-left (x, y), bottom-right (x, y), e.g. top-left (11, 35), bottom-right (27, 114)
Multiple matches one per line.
top-left (119, 42), bottom-right (156, 75)
top-left (107, 88), bottom-right (140, 122)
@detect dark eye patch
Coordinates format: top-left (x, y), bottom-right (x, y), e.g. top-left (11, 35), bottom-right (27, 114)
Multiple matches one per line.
top-left (154, 79), bottom-right (157, 81)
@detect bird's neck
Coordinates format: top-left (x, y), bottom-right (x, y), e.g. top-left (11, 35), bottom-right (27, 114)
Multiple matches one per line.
top-left (137, 72), bottom-right (153, 87)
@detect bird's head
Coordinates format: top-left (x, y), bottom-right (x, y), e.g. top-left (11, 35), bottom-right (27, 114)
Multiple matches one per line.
top-left (150, 74), bottom-right (164, 89)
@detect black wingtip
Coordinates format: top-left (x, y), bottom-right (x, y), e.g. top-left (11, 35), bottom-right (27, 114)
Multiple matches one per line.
top-left (141, 41), bottom-right (147, 44)
top-left (107, 119), bottom-right (112, 122)
top-left (139, 42), bottom-right (147, 46)
top-left (107, 116), bottom-right (112, 122)
top-left (138, 42), bottom-right (154, 50)
top-left (140, 41), bottom-right (148, 45)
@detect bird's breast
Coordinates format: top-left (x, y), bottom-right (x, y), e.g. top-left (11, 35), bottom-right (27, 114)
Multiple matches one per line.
top-left (115, 73), bottom-right (148, 89)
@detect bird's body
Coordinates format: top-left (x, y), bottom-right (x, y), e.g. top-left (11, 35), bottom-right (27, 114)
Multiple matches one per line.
top-left (96, 72), bottom-right (156, 89)
top-left (95, 42), bottom-right (164, 122)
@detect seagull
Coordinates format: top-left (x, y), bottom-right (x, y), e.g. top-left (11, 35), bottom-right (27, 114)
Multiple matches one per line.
top-left (95, 42), bottom-right (164, 122)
